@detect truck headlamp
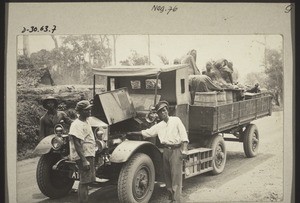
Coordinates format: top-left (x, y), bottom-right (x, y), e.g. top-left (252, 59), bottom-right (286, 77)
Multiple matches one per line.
top-left (94, 126), bottom-right (108, 141)
top-left (51, 136), bottom-right (64, 150)
top-left (96, 140), bottom-right (106, 152)
top-left (54, 124), bottom-right (64, 136)
top-left (97, 130), bottom-right (104, 137)
top-left (145, 112), bottom-right (158, 123)
top-left (108, 138), bottom-right (123, 146)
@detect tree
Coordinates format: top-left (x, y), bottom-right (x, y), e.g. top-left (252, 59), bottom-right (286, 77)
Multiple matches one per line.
top-left (264, 48), bottom-right (283, 106)
top-left (17, 55), bottom-right (33, 69)
top-left (244, 71), bottom-right (267, 88)
top-left (50, 35), bottom-right (112, 84)
top-left (30, 49), bottom-right (53, 68)
top-left (112, 35), bottom-right (118, 65)
top-left (51, 35), bottom-right (58, 49)
top-left (23, 35), bottom-right (30, 57)
top-left (120, 50), bottom-right (149, 66)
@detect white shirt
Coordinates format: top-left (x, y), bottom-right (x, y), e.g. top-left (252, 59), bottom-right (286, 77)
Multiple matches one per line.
top-left (141, 116), bottom-right (189, 145)
top-left (69, 118), bottom-right (96, 161)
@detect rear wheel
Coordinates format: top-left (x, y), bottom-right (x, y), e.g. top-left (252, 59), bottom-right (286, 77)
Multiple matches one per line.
top-left (243, 124), bottom-right (259, 158)
top-left (36, 153), bottom-right (74, 198)
top-left (208, 134), bottom-right (226, 175)
top-left (118, 153), bottom-right (155, 203)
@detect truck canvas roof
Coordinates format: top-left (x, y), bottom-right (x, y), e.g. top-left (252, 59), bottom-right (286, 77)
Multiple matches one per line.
top-left (92, 64), bottom-right (188, 77)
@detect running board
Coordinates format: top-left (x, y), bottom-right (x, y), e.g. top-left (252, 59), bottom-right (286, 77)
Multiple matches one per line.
top-left (224, 137), bottom-right (241, 142)
top-left (88, 180), bottom-right (113, 188)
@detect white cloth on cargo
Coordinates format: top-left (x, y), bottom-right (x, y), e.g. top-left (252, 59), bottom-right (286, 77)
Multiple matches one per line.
top-left (189, 75), bottom-right (222, 92)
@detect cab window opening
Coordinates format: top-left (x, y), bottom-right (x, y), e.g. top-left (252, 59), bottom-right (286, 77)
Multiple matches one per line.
top-left (146, 79), bottom-right (161, 90)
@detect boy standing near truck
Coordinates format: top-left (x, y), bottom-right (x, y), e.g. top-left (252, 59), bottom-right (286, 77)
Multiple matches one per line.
top-left (69, 100), bottom-right (96, 203)
top-left (127, 101), bottom-right (189, 203)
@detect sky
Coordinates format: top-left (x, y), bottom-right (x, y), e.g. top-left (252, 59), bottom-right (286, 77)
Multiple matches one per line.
top-left (18, 34), bottom-right (282, 83)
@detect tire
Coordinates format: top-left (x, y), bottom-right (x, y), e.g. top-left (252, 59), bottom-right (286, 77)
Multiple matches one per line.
top-left (36, 153), bottom-right (74, 198)
top-left (118, 153), bottom-right (155, 203)
top-left (243, 124), bottom-right (259, 158)
top-left (208, 134), bottom-right (227, 175)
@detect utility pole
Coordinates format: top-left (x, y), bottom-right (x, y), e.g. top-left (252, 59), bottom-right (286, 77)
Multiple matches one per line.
top-left (264, 36), bottom-right (267, 69)
top-left (113, 35), bottom-right (117, 65)
top-left (148, 35), bottom-right (151, 65)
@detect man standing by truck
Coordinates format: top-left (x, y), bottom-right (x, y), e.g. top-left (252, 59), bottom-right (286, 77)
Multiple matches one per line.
top-left (68, 100), bottom-right (96, 203)
top-left (127, 101), bottom-right (189, 203)
top-left (39, 96), bottom-right (73, 139)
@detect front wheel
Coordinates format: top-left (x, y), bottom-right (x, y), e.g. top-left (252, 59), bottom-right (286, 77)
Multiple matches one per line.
top-left (208, 134), bottom-right (227, 175)
top-left (118, 153), bottom-right (155, 203)
top-left (243, 124), bottom-right (259, 158)
top-left (36, 153), bottom-right (74, 198)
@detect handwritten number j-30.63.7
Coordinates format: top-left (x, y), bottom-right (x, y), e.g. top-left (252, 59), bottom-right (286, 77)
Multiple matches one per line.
top-left (21, 25), bottom-right (57, 34)
top-left (152, 5), bottom-right (178, 15)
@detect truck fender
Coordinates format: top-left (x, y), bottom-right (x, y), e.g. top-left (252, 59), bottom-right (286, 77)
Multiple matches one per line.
top-left (33, 134), bottom-right (56, 155)
top-left (110, 140), bottom-right (161, 163)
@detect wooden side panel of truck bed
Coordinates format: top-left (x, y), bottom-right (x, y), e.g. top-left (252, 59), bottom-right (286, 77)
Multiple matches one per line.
top-left (189, 95), bottom-right (272, 135)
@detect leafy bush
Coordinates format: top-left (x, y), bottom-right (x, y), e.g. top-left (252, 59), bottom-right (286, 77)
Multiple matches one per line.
top-left (17, 55), bottom-right (34, 69)
top-left (17, 99), bottom-right (45, 155)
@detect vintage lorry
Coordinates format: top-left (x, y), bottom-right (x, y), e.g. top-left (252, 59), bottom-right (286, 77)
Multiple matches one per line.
top-left (34, 64), bottom-right (272, 203)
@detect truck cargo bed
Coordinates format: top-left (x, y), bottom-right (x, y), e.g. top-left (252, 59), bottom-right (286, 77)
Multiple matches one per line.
top-left (189, 95), bottom-right (272, 135)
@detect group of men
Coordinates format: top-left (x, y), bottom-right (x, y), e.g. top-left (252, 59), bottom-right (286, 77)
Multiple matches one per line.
top-left (176, 49), bottom-right (237, 104)
top-left (179, 49), bottom-right (261, 94)
top-left (40, 97), bottom-right (96, 203)
top-left (40, 96), bottom-right (189, 203)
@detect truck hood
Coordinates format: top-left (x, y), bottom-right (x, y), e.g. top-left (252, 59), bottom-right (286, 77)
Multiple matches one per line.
top-left (92, 88), bottom-right (136, 125)
top-left (87, 116), bottom-right (108, 128)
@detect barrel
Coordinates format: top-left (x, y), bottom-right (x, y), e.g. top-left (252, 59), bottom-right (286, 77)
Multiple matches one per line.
top-left (194, 92), bottom-right (217, 106)
top-left (217, 91), bottom-right (227, 105)
top-left (225, 90), bottom-right (233, 103)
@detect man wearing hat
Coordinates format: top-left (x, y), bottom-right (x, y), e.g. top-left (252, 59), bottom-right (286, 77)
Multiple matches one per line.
top-left (39, 96), bottom-right (73, 139)
top-left (68, 100), bottom-right (96, 203)
top-left (127, 101), bottom-right (189, 203)
top-left (247, 83), bottom-right (261, 93)
top-left (181, 49), bottom-right (200, 75)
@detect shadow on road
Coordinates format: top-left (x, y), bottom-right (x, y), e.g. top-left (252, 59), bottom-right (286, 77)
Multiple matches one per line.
top-left (34, 186), bottom-right (119, 203)
top-left (32, 151), bottom-right (274, 203)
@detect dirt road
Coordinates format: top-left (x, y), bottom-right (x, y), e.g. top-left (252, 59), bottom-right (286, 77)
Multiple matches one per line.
top-left (16, 111), bottom-right (284, 203)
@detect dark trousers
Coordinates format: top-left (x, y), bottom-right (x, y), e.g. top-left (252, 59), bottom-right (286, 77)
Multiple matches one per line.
top-left (163, 148), bottom-right (183, 202)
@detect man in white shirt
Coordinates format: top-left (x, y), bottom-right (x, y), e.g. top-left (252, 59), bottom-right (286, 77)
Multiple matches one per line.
top-left (127, 101), bottom-right (189, 203)
top-left (69, 100), bottom-right (96, 203)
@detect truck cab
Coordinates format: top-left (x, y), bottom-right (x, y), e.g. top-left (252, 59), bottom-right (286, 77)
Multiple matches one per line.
top-left (90, 64), bottom-right (193, 152)
top-left (92, 64), bottom-right (191, 128)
